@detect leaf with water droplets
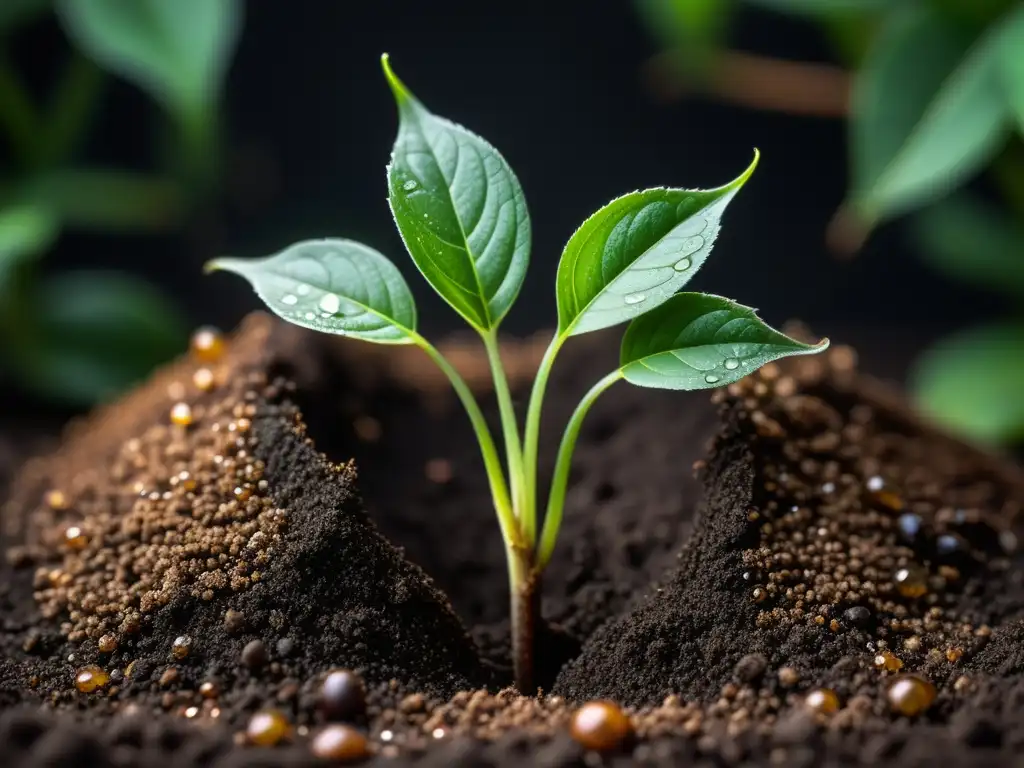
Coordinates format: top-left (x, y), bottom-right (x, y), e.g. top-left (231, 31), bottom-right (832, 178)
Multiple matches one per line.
top-left (619, 293), bottom-right (828, 390)
top-left (555, 152), bottom-right (758, 337)
top-left (206, 239), bottom-right (417, 345)
top-left (383, 55), bottom-right (530, 332)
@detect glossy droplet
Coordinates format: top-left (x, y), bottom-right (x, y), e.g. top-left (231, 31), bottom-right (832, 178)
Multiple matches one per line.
top-left (624, 293), bottom-right (646, 305)
top-left (64, 526), bottom-right (87, 551)
top-left (281, 294), bottom-right (298, 306)
top-left (704, 374), bottom-right (721, 384)
top-left (193, 368), bottom-right (215, 392)
top-left (296, 284), bottom-right (311, 296)
top-left (75, 666), bottom-right (110, 693)
top-left (319, 669), bottom-right (367, 721)
top-left (170, 403), bottom-right (193, 427)
top-left (319, 293), bottom-right (341, 315)
top-left (311, 724), bottom-right (371, 762)
top-left (724, 358), bottom-right (740, 371)
top-left (673, 257), bottom-right (692, 272)
top-left (570, 701), bottom-right (633, 752)
top-left (190, 327), bottom-right (225, 363)
top-left (247, 709), bottom-right (292, 746)
top-left (403, 179), bottom-right (418, 192)
top-left (886, 675), bottom-right (936, 717)
top-left (894, 565), bottom-right (928, 598)
top-left (804, 688), bottom-right (840, 715)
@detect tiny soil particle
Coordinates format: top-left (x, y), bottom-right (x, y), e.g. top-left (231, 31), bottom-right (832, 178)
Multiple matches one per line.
top-left (887, 675), bottom-right (937, 717)
top-left (733, 653), bottom-right (767, 683)
top-left (199, 681), bottom-right (220, 699)
top-left (246, 709), bottom-right (292, 747)
top-left (873, 651), bottom-right (904, 672)
top-left (310, 724), bottom-right (371, 762)
top-left (777, 667), bottom-right (800, 687)
top-left (569, 701), bottom-right (633, 752)
top-left (170, 635), bottom-right (192, 660)
top-left (804, 689), bottom-right (840, 715)
top-left (159, 667), bottom-right (179, 687)
top-left (320, 669), bottom-right (367, 722)
top-left (241, 639), bottom-right (268, 669)
top-left (224, 609), bottom-right (246, 635)
top-left (97, 634), bottom-right (117, 653)
top-left (74, 666), bottom-right (110, 693)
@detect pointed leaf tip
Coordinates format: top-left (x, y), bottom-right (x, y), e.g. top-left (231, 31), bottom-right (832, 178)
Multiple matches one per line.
top-left (380, 53), bottom-right (411, 104)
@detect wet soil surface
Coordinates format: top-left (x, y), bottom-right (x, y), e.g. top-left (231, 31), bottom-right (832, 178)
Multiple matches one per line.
top-left (2, 314), bottom-right (1024, 766)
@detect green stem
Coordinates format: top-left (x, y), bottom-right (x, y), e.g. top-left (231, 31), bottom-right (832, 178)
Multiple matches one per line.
top-left (536, 369), bottom-right (622, 569)
top-left (521, 333), bottom-right (565, 544)
top-left (412, 333), bottom-right (519, 546)
top-left (482, 329), bottom-right (526, 520)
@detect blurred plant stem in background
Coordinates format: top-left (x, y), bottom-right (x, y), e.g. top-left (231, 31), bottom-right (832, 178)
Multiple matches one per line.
top-left (0, 0), bottom-right (241, 406)
top-left (637, 0), bottom-right (1024, 444)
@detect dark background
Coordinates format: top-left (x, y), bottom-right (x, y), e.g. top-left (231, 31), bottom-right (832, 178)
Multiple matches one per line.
top-left (10, 0), bottom-right (1007, 407)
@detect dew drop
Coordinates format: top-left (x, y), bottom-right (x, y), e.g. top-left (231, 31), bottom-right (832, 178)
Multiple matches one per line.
top-left (403, 179), bottom-right (418, 192)
top-left (304, 312), bottom-right (315, 321)
top-left (281, 294), bottom-right (298, 306)
top-left (673, 257), bottom-right (692, 272)
top-left (704, 374), bottom-right (721, 384)
top-left (624, 293), bottom-right (646, 305)
top-left (724, 358), bottom-right (740, 370)
top-left (296, 284), bottom-right (311, 296)
top-left (318, 293), bottom-right (341, 315)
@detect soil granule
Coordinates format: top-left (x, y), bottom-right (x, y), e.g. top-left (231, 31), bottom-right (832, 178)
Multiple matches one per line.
top-left (2, 314), bottom-right (1024, 766)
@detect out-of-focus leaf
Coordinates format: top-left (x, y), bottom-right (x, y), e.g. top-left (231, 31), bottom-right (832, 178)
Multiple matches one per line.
top-left (0, 204), bottom-right (58, 293)
top-left (996, 4), bottom-right (1024, 130)
top-left (912, 323), bottom-right (1024, 444)
top-left (635, 0), bottom-right (733, 71)
top-left (55, 0), bottom-right (241, 124)
top-left (19, 271), bottom-right (187, 404)
top-left (26, 169), bottom-right (182, 231)
top-left (851, 5), bottom-right (1012, 224)
top-left (745, 0), bottom-right (888, 17)
top-left (0, 0), bottom-right (50, 34)
top-left (912, 193), bottom-right (1024, 298)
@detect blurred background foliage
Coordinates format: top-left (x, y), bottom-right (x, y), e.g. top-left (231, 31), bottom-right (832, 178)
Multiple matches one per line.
top-left (0, 0), bottom-right (240, 405)
top-left (637, 0), bottom-right (1024, 443)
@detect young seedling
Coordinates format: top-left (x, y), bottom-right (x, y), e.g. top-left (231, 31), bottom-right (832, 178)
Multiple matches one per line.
top-left (207, 54), bottom-right (829, 693)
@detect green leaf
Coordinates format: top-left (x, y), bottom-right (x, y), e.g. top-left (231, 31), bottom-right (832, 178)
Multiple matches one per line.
top-left (20, 271), bottom-right (187, 405)
top-left (555, 152), bottom-right (757, 338)
top-left (207, 239), bottom-right (417, 345)
top-left (744, 0), bottom-right (887, 17)
top-left (25, 169), bottom-right (182, 231)
top-left (619, 292), bottom-right (827, 390)
top-left (851, 5), bottom-right (1013, 223)
top-left (634, 0), bottom-right (733, 70)
top-left (0, 204), bottom-right (59, 294)
top-left (912, 193), bottom-right (1024, 298)
top-left (912, 323), bottom-right (1024, 443)
top-left (55, 0), bottom-right (241, 121)
top-left (996, 4), bottom-right (1024, 130)
top-left (382, 54), bottom-right (530, 332)
top-left (0, 0), bottom-right (50, 34)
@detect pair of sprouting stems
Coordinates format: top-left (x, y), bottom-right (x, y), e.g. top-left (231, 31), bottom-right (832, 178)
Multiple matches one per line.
top-left (207, 55), bottom-right (829, 693)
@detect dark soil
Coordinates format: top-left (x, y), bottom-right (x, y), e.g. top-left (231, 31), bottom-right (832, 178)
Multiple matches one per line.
top-left (2, 313), bottom-right (1024, 767)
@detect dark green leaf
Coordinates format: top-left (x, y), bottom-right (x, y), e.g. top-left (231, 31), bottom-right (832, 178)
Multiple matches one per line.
top-left (851, 5), bottom-right (1012, 222)
top-left (996, 4), bottom-right (1024, 130)
top-left (383, 54), bottom-right (530, 332)
top-left (20, 271), bottom-right (187, 405)
top-left (634, 0), bottom-right (733, 70)
top-left (744, 0), bottom-right (887, 17)
top-left (619, 292), bottom-right (827, 390)
top-left (912, 323), bottom-right (1024, 443)
top-left (55, 0), bottom-right (241, 120)
top-left (0, 204), bottom-right (59, 294)
top-left (912, 193), bottom-right (1024, 298)
top-left (556, 152), bottom-right (757, 338)
top-left (0, 0), bottom-right (50, 34)
top-left (207, 239), bottom-right (417, 345)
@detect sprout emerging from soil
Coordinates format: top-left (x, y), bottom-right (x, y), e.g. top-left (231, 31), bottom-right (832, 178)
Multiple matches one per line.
top-left (206, 54), bottom-right (829, 693)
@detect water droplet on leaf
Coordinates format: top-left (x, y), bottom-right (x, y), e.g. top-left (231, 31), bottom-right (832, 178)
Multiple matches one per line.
top-left (403, 179), bottom-right (418, 192)
top-left (296, 285), bottom-right (311, 296)
top-left (705, 374), bottom-right (721, 384)
top-left (318, 293), bottom-right (341, 315)
top-left (673, 257), bottom-right (692, 272)
top-left (724, 358), bottom-right (740, 370)
top-left (281, 294), bottom-right (298, 306)
top-left (624, 293), bottom-right (646, 305)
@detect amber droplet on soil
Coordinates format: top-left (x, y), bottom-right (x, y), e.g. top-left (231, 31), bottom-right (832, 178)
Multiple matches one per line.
top-left (171, 635), bottom-right (192, 660)
top-left (193, 367), bottom-right (216, 392)
top-left (247, 709), bottom-right (292, 746)
top-left (170, 402), bottom-right (193, 427)
top-left (804, 688), bottom-right (840, 715)
top-left (311, 724), bottom-right (371, 762)
top-left (75, 666), bottom-right (110, 693)
top-left (63, 525), bottom-right (87, 551)
top-left (200, 681), bottom-right (220, 699)
top-left (887, 675), bottom-right (936, 717)
top-left (45, 489), bottom-right (68, 510)
top-left (894, 565), bottom-right (928, 598)
top-left (874, 651), bottom-right (904, 672)
top-left (319, 669), bottom-right (367, 721)
top-left (873, 490), bottom-right (904, 511)
top-left (191, 326), bottom-right (225, 363)
top-left (569, 700), bottom-right (633, 752)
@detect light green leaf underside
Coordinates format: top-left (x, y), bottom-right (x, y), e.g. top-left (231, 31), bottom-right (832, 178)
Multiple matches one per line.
top-left (852, 5), bottom-right (1012, 222)
top-left (556, 151), bottom-right (757, 337)
top-left (997, 4), bottom-right (1024, 130)
top-left (620, 292), bottom-right (827, 390)
top-left (207, 239), bottom-right (417, 344)
top-left (912, 323), bottom-right (1024, 444)
top-left (383, 55), bottom-right (530, 331)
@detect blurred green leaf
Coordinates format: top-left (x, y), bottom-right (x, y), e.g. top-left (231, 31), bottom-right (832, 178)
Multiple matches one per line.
top-left (18, 271), bottom-right (187, 404)
top-left (912, 323), bottom-right (1024, 443)
top-left (912, 193), bottom-right (1024, 298)
top-left (55, 0), bottom-right (241, 125)
top-left (635, 0), bottom-right (733, 71)
top-left (851, 6), bottom-right (1012, 223)
top-left (0, 204), bottom-right (58, 293)
top-left (996, 4), bottom-right (1024, 130)
top-left (25, 169), bottom-right (182, 231)
top-left (0, 0), bottom-right (50, 34)
top-left (745, 0), bottom-right (888, 17)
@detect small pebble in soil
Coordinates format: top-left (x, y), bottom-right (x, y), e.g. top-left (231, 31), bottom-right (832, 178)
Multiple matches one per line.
top-left (733, 654), bottom-right (767, 683)
top-left (804, 689), bottom-right (840, 715)
top-left (45, 489), bottom-right (69, 509)
top-left (241, 639), bottom-right (268, 669)
top-left (874, 651), bottom-right (904, 672)
top-left (894, 565), bottom-right (928, 598)
top-left (171, 635), bottom-right (192, 660)
top-left (200, 681), bottom-right (220, 699)
top-left (224, 609), bottom-right (246, 635)
top-left (97, 634), bottom-right (117, 653)
top-left (843, 606), bottom-right (871, 626)
top-left (777, 667), bottom-right (800, 687)
top-left (159, 667), bottom-right (179, 687)
top-left (311, 724), bottom-right (371, 763)
top-left (569, 701), bottom-right (633, 752)
top-left (947, 647), bottom-right (964, 663)
top-left (169, 402), bottom-right (193, 427)
top-left (63, 525), bottom-right (87, 551)
top-left (320, 670), bottom-right (367, 721)
top-left (424, 458), bottom-right (453, 484)
top-left (247, 709), bottom-right (292, 747)
top-left (193, 367), bottom-right (216, 392)
top-left (75, 666), bottom-right (110, 693)
top-left (191, 326), bottom-right (226, 363)
top-left (887, 675), bottom-right (937, 717)
top-left (276, 638), bottom-right (295, 657)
